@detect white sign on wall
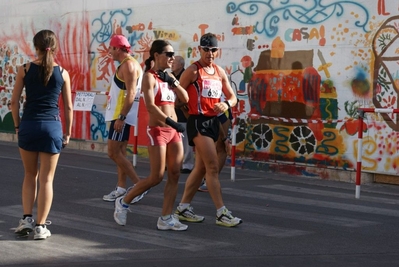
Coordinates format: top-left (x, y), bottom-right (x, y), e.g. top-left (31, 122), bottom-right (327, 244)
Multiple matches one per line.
top-left (73, 91), bottom-right (96, 111)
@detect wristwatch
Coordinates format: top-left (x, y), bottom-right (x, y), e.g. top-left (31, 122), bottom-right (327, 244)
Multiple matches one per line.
top-left (172, 79), bottom-right (180, 88)
top-left (118, 114), bottom-right (126, 121)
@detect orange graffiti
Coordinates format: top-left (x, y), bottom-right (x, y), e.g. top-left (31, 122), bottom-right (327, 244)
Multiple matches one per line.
top-left (135, 33), bottom-right (153, 67)
top-left (96, 43), bottom-right (114, 83)
top-left (354, 137), bottom-right (378, 171)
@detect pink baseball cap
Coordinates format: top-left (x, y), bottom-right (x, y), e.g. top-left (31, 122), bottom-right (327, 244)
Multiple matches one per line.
top-left (110, 35), bottom-right (131, 52)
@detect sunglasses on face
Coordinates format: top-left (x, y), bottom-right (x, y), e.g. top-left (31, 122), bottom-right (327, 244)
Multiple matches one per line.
top-left (163, 51), bottom-right (175, 58)
top-left (201, 46), bottom-right (219, 53)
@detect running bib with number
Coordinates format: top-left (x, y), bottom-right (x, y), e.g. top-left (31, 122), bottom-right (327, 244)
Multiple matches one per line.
top-left (160, 82), bottom-right (176, 102)
top-left (201, 79), bottom-right (222, 98)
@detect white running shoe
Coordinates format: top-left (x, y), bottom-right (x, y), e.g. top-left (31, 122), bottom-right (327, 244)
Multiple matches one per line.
top-left (157, 215), bottom-right (188, 231)
top-left (103, 188), bottom-right (126, 202)
top-left (175, 205), bottom-right (205, 222)
top-left (126, 186), bottom-right (150, 204)
top-left (33, 225), bottom-right (51, 240)
top-left (114, 197), bottom-right (130, 226)
top-left (14, 217), bottom-right (35, 235)
top-left (216, 208), bottom-right (242, 227)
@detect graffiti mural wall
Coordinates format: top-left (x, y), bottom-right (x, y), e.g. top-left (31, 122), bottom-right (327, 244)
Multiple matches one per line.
top-left (1, 0), bottom-right (399, 176)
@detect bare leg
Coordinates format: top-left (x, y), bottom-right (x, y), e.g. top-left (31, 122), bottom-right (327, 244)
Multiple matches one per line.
top-left (182, 155), bottom-right (206, 201)
top-left (182, 135), bottom-right (224, 209)
top-left (216, 119), bottom-right (231, 172)
top-left (19, 149), bottom-right (39, 216)
top-left (36, 152), bottom-right (60, 224)
top-left (116, 142), bottom-right (128, 189)
top-left (162, 141), bottom-right (183, 215)
top-left (108, 139), bottom-right (139, 184)
top-left (123, 145), bottom-right (166, 203)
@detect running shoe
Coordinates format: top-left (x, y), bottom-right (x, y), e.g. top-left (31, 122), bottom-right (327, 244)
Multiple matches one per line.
top-left (126, 186), bottom-right (150, 204)
top-left (216, 208), bottom-right (242, 227)
top-left (198, 180), bottom-right (208, 192)
top-left (174, 205), bottom-right (205, 222)
top-left (103, 188), bottom-right (126, 202)
top-left (33, 225), bottom-right (51, 240)
top-left (157, 215), bottom-right (188, 231)
top-left (14, 217), bottom-right (34, 235)
top-left (114, 197), bottom-right (131, 226)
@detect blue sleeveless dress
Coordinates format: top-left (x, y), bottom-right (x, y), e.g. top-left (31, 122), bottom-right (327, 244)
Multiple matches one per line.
top-left (18, 63), bottom-right (65, 153)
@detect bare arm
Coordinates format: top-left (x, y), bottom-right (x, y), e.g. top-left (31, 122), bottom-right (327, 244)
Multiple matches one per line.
top-left (10, 65), bottom-right (25, 131)
top-left (176, 63), bottom-right (197, 111)
top-left (61, 69), bottom-right (73, 144)
top-left (119, 60), bottom-right (139, 116)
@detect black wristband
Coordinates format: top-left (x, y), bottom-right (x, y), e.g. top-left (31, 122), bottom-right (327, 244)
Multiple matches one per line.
top-left (224, 100), bottom-right (231, 108)
top-left (165, 117), bottom-right (185, 133)
top-left (165, 117), bottom-right (179, 128)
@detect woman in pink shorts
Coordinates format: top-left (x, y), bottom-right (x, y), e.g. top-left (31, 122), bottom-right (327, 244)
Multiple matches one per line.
top-left (113, 40), bottom-right (189, 230)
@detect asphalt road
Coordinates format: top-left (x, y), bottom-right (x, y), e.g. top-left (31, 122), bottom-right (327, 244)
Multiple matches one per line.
top-left (1, 141), bottom-right (399, 267)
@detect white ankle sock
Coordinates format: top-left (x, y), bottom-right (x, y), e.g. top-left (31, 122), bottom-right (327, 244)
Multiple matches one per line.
top-left (178, 203), bottom-right (190, 210)
top-left (116, 187), bottom-right (126, 194)
top-left (216, 206), bottom-right (226, 217)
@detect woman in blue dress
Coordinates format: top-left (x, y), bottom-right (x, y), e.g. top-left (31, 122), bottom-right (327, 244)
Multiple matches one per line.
top-left (11, 29), bottom-right (73, 240)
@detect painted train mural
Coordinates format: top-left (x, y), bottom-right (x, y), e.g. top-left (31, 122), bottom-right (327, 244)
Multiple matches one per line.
top-left (232, 38), bottom-right (344, 167)
top-left (1, 0), bottom-right (399, 178)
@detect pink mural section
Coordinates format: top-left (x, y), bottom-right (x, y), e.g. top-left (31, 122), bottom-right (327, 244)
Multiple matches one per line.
top-left (0, 15), bottom-right (92, 140)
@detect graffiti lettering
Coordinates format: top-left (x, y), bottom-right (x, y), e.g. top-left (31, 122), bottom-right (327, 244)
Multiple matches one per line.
top-left (153, 30), bottom-right (178, 40)
top-left (128, 23), bottom-right (145, 32)
top-left (231, 25), bottom-right (255, 35)
top-left (378, 0), bottom-right (390, 16)
top-left (187, 47), bottom-right (199, 59)
top-left (198, 24), bottom-right (209, 36)
top-left (284, 26), bottom-right (326, 46)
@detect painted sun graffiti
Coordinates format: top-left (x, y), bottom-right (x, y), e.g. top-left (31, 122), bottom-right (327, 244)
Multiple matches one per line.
top-left (226, 0), bottom-right (370, 38)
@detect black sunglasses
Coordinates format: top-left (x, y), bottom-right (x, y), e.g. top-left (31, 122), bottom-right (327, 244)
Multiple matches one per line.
top-left (163, 51), bottom-right (175, 58)
top-left (201, 46), bottom-right (218, 53)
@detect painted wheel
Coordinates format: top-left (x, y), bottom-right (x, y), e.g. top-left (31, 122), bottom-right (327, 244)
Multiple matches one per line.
top-left (289, 126), bottom-right (316, 155)
top-left (251, 123), bottom-right (273, 150)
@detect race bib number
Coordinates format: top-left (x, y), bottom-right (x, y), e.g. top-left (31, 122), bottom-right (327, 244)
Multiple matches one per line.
top-left (201, 79), bottom-right (222, 99)
top-left (160, 82), bottom-right (176, 102)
